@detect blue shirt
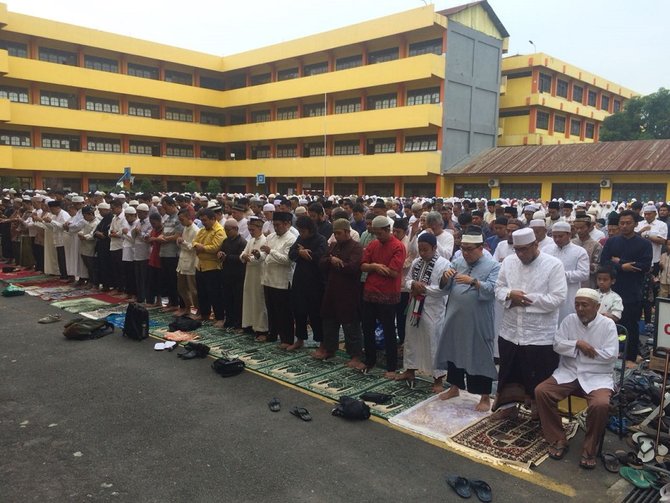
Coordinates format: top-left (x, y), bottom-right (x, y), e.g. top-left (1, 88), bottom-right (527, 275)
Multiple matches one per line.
top-left (600, 234), bottom-right (652, 303)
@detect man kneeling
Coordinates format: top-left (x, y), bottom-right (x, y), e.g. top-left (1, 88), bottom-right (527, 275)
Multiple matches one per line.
top-left (535, 288), bottom-right (618, 469)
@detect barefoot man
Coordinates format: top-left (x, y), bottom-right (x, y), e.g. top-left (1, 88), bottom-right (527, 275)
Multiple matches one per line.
top-left (435, 227), bottom-right (501, 411)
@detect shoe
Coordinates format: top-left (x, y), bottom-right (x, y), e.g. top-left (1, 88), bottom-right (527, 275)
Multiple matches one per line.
top-left (289, 407), bottom-right (312, 422)
top-left (38, 314), bottom-right (62, 324)
top-left (268, 398), bottom-right (281, 412)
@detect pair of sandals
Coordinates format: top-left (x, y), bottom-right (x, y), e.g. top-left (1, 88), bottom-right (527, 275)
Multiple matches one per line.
top-left (619, 466), bottom-right (664, 490)
top-left (629, 432), bottom-right (670, 463)
top-left (547, 443), bottom-right (597, 469)
top-left (267, 398), bottom-right (312, 421)
top-left (446, 475), bottom-right (491, 502)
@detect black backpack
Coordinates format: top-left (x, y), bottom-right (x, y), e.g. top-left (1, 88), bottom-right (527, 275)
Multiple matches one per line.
top-left (63, 318), bottom-right (115, 340)
top-left (211, 357), bottom-right (245, 377)
top-left (331, 396), bottom-right (371, 420)
top-left (168, 316), bottom-right (202, 332)
top-left (122, 303), bottom-right (149, 340)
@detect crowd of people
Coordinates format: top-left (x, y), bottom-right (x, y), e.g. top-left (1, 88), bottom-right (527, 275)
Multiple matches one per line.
top-left (2, 186), bottom-right (668, 469)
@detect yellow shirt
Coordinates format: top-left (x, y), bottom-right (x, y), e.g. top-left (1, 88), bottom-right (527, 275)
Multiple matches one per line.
top-left (193, 222), bottom-right (226, 271)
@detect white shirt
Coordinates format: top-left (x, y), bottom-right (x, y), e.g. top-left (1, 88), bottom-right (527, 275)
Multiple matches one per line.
top-left (261, 230), bottom-right (297, 289)
top-left (537, 237), bottom-right (553, 251)
top-left (495, 252), bottom-right (567, 346)
top-left (133, 218), bottom-right (152, 261)
top-left (590, 227), bottom-right (606, 242)
top-left (46, 209), bottom-right (71, 247)
top-left (78, 217), bottom-right (99, 257)
top-left (410, 230), bottom-right (454, 261)
top-left (552, 313), bottom-right (619, 393)
top-left (109, 213), bottom-right (128, 251)
top-left (493, 240), bottom-right (514, 262)
top-left (545, 242), bottom-right (590, 323)
top-left (598, 289), bottom-right (623, 320)
top-left (122, 219), bottom-right (139, 261)
top-left (636, 218), bottom-right (668, 264)
top-left (177, 223), bottom-right (199, 275)
top-left (236, 217), bottom-right (250, 241)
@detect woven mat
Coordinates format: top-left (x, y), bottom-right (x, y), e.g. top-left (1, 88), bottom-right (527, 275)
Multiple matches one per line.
top-left (50, 297), bottom-right (112, 313)
top-left (447, 409), bottom-right (579, 471)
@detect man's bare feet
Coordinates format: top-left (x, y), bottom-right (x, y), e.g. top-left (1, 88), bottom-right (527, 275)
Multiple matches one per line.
top-left (395, 370), bottom-right (415, 381)
top-left (475, 395), bottom-right (491, 412)
top-left (254, 335), bottom-right (268, 343)
top-left (625, 360), bottom-right (638, 369)
top-left (173, 309), bottom-right (188, 316)
top-left (286, 340), bottom-right (304, 351)
top-left (440, 386), bottom-right (460, 401)
top-left (346, 357), bottom-right (366, 369)
top-left (490, 404), bottom-right (519, 421)
top-left (383, 371), bottom-right (397, 380)
top-left (213, 320), bottom-right (225, 328)
top-left (278, 342), bottom-right (291, 349)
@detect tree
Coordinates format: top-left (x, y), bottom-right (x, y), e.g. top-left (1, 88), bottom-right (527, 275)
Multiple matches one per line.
top-left (600, 88), bottom-right (670, 141)
top-left (133, 178), bottom-right (160, 194)
top-left (184, 181), bottom-right (199, 193)
top-left (0, 176), bottom-right (20, 189)
top-left (206, 178), bottom-right (222, 194)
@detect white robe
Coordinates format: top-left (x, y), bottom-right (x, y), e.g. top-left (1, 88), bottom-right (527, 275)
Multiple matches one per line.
top-left (241, 234), bottom-right (269, 332)
top-left (66, 210), bottom-right (85, 278)
top-left (402, 255), bottom-right (451, 378)
top-left (409, 230), bottom-right (454, 261)
top-left (544, 242), bottom-right (590, 323)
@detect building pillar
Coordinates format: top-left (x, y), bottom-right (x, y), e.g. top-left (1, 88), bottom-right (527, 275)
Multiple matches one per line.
top-left (269, 178), bottom-right (278, 194)
top-left (540, 181), bottom-right (552, 202)
top-left (397, 83), bottom-right (406, 107)
top-left (194, 143), bottom-right (201, 158)
top-left (270, 141), bottom-right (276, 158)
top-left (531, 68), bottom-right (539, 94)
top-left (529, 108), bottom-right (537, 134)
top-left (158, 62), bottom-right (165, 82)
top-left (77, 47), bottom-right (84, 67)
top-left (81, 174), bottom-right (89, 193)
top-left (245, 144), bottom-right (251, 160)
top-left (30, 83), bottom-right (40, 105)
top-left (119, 54), bottom-right (127, 74)
top-left (394, 177), bottom-right (402, 197)
top-left (160, 140), bottom-right (166, 157)
top-left (490, 186), bottom-right (501, 199)
top-left (245, 178), bottom-right (254, 194)
top-left (33, 171), bottom-right (43, 190)
top-left (361, 44), bottom-right (368, 66)
top-left (399, 36), bottom-right (407, 59)
top-left (121, 135), bottom-right (129, 153)
top-left (357, 177), bottom-right (365, 196)
top-left (296, 178), bottom-right (303, 195)
top-left (161, 176), bottom-right (168, 191)
top-left (28, 37), bottom-right (38, 59)
top-left (359, 134), bottom-right (366, 156)
top-left (327, 52), bottom-right (335, 72)
top-left (435, 175), bottom-right (447, 197)
top-left (395, 131), bottom-right (403, 154)
top-left (78, 89), bottom-right (86, 110)
top-left (325, 178), bottom-right (334, 197)
top-left (594, 123), bottom-right (600, 143)
top-left (548, 110), bottom-right (555, 136)
top-left (80, 132), bottom-right (87, 151)
top-left (120, 96), bottom-right (128, 115)
top-left (32, 127), bottom-right (41, 149)
top-left (599, 185), bottom-right (613, 203)
top-left (193, 69), bottom-right (200, 87)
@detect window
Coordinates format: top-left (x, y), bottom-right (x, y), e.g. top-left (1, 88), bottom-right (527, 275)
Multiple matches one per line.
top-left (200, 111), bottom-right (225, 126)
top-left (572, 85), bottom-right (583, 103)
top-left (408, 38), bottom-right (442, 56)
top-left (277, 106), bottom-right (298, 121)
top-left (407, 87), bottom-right (440, 106)
top-left (404, 135), bottom-right (437, 152)
top-left (0, 86), bottom-right (29, 103)
top-left (85, 96), bottom-right (120, 114)
top-left (164, 70), bottom-right (192, 85)
top-left (229, 112), bottom-right (246, 125)
top-left (601, 95), bottom-right (610, 111)
top-left (251, 146), bottom-right (271, 159)
top-left (250, 73), bottom-right (271, 86)
top-left (500, 183), bottom-right (541, 200)
top-left (200, 147), bottom-right (225, 160)
top-left (277, 67), bottom-right (299, 81)
top-left (129, 141), bottom-right (159, 156)
top-left (128, 63), bottom-right (158, 80)
top-left (87, 137), bottom-right (121, 153)
top-left (335, 98), bottom-right (361, 114)
top-left (556, 79), bottom-right (568, 98)
top-left (613, 100), bottom-right (621, 113)
top-left (0, 40), bottom-right (28, 58)
top-left (334, 140), bottom-right (359, 156)
top-left (585, 122), bottom-right (595, 139)
top-left (128, 102), bottom-right (159, 119)
top-left (371, 138), bottom-right (396, 154)
top-left (42, 134), bottom-right (72, 150)
top-left (166, 143), bottom-right (194, 157)
top-left (39, 47), bottom-right (77, 66)
top-left (200, 76), bottom-right (225, 90)
top-left (40, 91), bottom-right (77, 109)
top-left (165, 107), bottom-right (193, 122)
top-left (368, 47), bottom-right (399, 64)
top-left (535, 111), bottom-right (549, 130)
top-left (499, 109), bottom-right (530, 118)
top-left (276, 144), bottom-right (297, 158)
top-left (303, 103), bottom-right (325, 117)
top-left (587, 90), bottom-right (597, 107)
top-left (251, 110), bottom-right (271, 123)
top-left (226, 74), bottom-right (246, 90)
top-left (0, 130), bottom-right (30, 147)
top-left (554, 115), bottom-right (566, 133)
top-left (570, 118), bottom-right (582, 136)
top-left (304, 143), bottom-right (325, 157)
top-left (551, 183), bottom-right (601, 202)
top-left (538, 73), bottom-right (552, 93)
top-left (303, 62), bottom-right (328, 76)
top-left (335, 55), bottom-right (362, 71)
top-left (84, 55), bottom-right (118, 73)
top-left (367, 93), bottom-right (397, 110)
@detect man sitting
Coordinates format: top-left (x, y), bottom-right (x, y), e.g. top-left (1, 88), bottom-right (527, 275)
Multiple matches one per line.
top-left (535, 288), bottom-right (619, 470)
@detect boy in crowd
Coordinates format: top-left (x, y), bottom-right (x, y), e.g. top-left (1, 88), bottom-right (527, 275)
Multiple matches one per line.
top-left (596, 266), bottom-right (624, 323)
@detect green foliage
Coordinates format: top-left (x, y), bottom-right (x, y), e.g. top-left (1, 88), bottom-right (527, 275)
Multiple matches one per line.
top-left (205, 178), bottom-right (222, 194)
top-left (0, 176), bottom-right (20, 189)
top-left (134, 178), bottom-right (161, 194)
top-left (601, 88), bottom-right (670, 141)
top-left (184, 181), bottom-right (199, 193)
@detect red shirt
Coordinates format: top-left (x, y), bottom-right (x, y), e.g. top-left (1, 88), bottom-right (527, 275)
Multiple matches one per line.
top-left (148, 229), bottom-right (162, 268)
top-left (361, 235), bottom-right (406, 304)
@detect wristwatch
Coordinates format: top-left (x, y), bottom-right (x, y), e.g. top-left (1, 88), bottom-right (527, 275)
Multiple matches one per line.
top-left (470, 278), bottom-right (477, 287)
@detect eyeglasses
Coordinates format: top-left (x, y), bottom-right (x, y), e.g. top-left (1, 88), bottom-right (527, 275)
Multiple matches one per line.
top-left (460, 246), bottom-right (480, 252)
top-left (514, 244), bottom-right (535, 253)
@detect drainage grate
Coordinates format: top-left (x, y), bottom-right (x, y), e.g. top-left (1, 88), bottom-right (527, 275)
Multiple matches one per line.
top-left (621, 487), bottom-right (660, 503)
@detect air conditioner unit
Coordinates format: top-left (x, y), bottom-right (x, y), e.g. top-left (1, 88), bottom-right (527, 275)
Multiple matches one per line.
top-left (488, 178), bottom-right (499, 188)
top-left (600, 179), bottom-right (611, 188)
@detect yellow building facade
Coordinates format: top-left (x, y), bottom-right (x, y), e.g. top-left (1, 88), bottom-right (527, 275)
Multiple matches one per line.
top-left (498, 53), bottom-right (637, 147)
top-left (0, 1), bottom-right (511, 196)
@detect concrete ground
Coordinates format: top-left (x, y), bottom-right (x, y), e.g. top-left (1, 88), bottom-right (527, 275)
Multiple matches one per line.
top-left (0, 294), bottom-right (635, 502)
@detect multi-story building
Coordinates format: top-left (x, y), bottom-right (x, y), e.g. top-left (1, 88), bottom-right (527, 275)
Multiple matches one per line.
top-left (498, 52), bottom-right (637, 146)
top-left (0, 1), bottom-right (509, 196)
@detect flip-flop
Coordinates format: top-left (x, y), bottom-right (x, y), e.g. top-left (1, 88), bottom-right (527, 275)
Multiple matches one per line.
top-left (446, 475), bottom-right (472, 499)
top-left (620, 466), bottom-right (651, 489)
top-left (154, 342), bottom-right (166, 351)
top-left (579, 455), bottom-right (597, 470)
top-left (163, 341), bottom-right (177, 351)
top-left (38, 314), bottom-right (62, 324)
top-left (289, 407), bottom-right (312, 422)
top-left (548, 443), bottom-right (569, 460)
top-left (470, 479), bottom-right (492, 502)
top-left (268, 398), bottom-right (281, 412)
top-left (660, 482), bottom-right (670, 502)
top-left (602, 452), bottom-right (621, 473)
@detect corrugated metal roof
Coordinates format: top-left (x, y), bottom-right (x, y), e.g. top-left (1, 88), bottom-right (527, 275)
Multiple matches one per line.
top-left (449, 140), bottom-right (670, 176)
top-left (437, 1), bottom-right (510, 38)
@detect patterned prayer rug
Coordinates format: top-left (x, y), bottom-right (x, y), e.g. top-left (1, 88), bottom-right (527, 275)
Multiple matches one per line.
top-left (447, 409), bottom-right (579, 471)
top-left (50, 297), bottom-right (112, 313)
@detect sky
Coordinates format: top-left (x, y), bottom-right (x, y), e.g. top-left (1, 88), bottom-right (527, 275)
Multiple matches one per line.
top-left (9, 0), bottom-right (669, 95)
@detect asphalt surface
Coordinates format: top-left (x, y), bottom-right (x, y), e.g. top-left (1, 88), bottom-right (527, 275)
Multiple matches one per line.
top-left (0, 293), bottom-right (631, 502)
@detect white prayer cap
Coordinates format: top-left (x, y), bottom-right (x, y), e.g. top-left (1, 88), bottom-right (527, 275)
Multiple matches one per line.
top-left (298, 198), bottom-right (308, 205)
top-left (575, 288), bottom-right (600, 303)
top-left (372, 215), bottom-right (391, 229)
top-left (205, 200), bottom-right (217, 208)
top-left (512, 228), bottom-right (536, 246)
top-left (295, 206), bottom-right (307, 215)
top-left (533, 211), bottom-right (546, 220)
top-left (462, 233), bottom-right (483, 244)
top-left (263, 203), bottom-right (275, 212)
top-left (22, 195), bottom-right (31, 201)
top-left (71, 196), bottom-right (84, 203)
top-left (13, 197), bottom-right (22, 203)
top-left (152, 196), bottom-right (161, 203)
top-left (643, 204), bottom-right (657, 213)
top-left (94, 191), bottom-right (104, 196)
top-left (386, 209), bottom-right (397, 219)
top-left (529, 219), bottom-right (546, 228)
top-left (124, 207), bottom-right (137, 215)
top-left (129, 200), bottom-right (139, 207)
top-left (136, 203), bottom-right (149, 212)
top-left (98, 202), bottom-right (110, 210)
top-left (552, 222), bottom-right (572, 233)
top-left (116, 193), bottom-right (126, 199)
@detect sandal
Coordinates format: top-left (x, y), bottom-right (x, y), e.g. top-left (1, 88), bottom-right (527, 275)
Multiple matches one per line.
top-left (548, 443), bottom-right (569, 460)
top-left (469, 479), bottom-right (492, 502)
top-left (268, 398), bottom-right (281, 412)
top-left (289, 407), bottom-right (312, 422)
top-left (602, 452), bottom-right (621, 473)
top-left (620, 466), bottom-right (651, 489)
top-left (446, 475), bottom-right (472, 499)
top-left (38, 314), bottom-right (62, 324)
top-left (579, 455), bottom-right (597, 470)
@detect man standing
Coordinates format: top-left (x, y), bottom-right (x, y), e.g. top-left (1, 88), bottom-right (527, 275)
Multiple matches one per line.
top-left (218, 219), bottom-right (247, 330)
top-left (360, 216), bottom-right (406, 378)
top-left (43, 200), bottom-right (71, 280)
top-left (530, 219), bottom-right (553, 251)
top-left (192, 209), bottom-right (226, 326)
top-left (484, 216), bottom-right (507, 254)
top-left (492, 228), bottom-right (567, 419)
top-left (572, 216), bottom-right (602, 288)
top-left (159, 197), bottom-right (184, 311)
top-left (601, 210), bottom-right (653, 366)
top-left (636, 204), bottom-right (667, 273)
top-left (535, 289), bottom-right (618, 469)
top-left (546, 221), bottom-right (590, 323)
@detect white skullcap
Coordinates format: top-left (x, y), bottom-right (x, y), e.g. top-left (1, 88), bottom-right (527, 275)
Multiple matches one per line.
top-left (643, 204), bottom-right (657, 213)
top-left (263, 203), bottom-right (275, 212)
top-left (552, 222), bottom-right (572, 233)
top-left (129, 200), bottom-right (139, 206)
top-left (124, 207), bottom-right (137, 215)
top-left (151, 196), bottom-right (161, 203)
top-left (136, 203), bottom-right (149, 212)
top-left (529, 219), bottom-right (546, 228)
top-left (97, 202), bottom-right (110, 210)
top-left (207, 200), bottom-right (218, 208)
top-left (575, 288), bottom-right (600, 303)
top-left (372, 215), bottom-right (391, 229)
top-left (533, 211), bottom-right (546, 220)
top-left (512, 228), bottom-right (536, 246)
top-left (295, 206), bottom-right (307, 215)
top-left (224, 218), bottom-right (238, 228)
top-left (386, 209), bottom-right (397, 219)
top-left (72, 196), bottom-right (85, 203)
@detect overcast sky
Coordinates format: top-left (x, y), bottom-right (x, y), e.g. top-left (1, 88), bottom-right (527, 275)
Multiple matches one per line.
top-left (10, 0), bottom-right (668, 95)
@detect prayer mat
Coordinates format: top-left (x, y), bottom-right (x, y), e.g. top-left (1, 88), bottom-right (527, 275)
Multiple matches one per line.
top-left (0, 269), bottom-right (45, 281)
top-left (389, 392), bottom-right (491, 443)
top-left (447, 409), bottom-right (579, 471)
top-left (80, 305), bottom-right (129, 320)
top-left (50, 297), bottom-right (111, 313)
top-left (3, 274), bottom-right (52, 285)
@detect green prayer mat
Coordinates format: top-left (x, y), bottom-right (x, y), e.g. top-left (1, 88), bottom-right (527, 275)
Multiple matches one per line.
top-left (50, 297), bottom-right (112, 313)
